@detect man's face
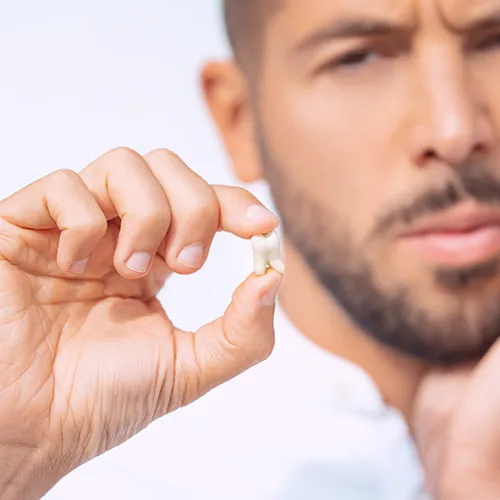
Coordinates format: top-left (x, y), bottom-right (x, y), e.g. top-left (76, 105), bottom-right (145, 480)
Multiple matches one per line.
top-left (244, 0), bottom-right (500, 364)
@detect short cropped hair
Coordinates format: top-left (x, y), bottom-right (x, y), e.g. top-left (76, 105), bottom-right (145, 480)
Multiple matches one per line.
top-left (223, 0), bottom-right (282, 69)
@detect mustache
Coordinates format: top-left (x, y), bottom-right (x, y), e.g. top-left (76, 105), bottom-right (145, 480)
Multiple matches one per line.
top-left (374, 167), bottom-right (500, 236)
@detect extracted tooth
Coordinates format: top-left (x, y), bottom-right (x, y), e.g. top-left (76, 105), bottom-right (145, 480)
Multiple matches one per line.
top-left (269, 258), bottom-right (285, 274)
top-left (251, 230), bottom-right (285, 276)
top-left (265, 231), bottom-right (285, 274)
top-left (251, 235), bottom-right (268, 276)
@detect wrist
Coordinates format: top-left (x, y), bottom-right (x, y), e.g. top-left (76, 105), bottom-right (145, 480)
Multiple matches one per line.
top-left (0, 443), bottom-right (61, 500)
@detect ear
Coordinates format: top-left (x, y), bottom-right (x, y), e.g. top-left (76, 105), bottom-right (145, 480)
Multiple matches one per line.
top-left (201, 61), bottom-right (263, 183)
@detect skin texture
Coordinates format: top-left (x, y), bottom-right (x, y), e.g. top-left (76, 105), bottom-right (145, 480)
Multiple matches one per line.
top-left (203, 0), bottom-right (500, 496)
top-left (0, 148), bottom-right (283, 498)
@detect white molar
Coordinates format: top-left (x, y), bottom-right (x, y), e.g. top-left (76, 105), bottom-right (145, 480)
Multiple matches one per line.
top-left (251, 230), bottom-right (285, 276)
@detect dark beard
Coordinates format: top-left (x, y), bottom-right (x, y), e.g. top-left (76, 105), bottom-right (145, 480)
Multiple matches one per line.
top-left (258, 143), bottom-right (500, 365)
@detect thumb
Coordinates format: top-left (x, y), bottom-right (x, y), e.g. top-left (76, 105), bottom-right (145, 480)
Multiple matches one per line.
top-left (181, 270), bottom-right (283, 403)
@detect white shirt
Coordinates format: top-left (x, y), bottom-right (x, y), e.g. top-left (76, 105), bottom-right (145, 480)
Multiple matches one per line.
top-left (44, 305), bottom-right (429, 500)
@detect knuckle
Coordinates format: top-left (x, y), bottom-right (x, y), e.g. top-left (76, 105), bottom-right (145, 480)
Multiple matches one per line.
top-left (50, 168), bottom-right (82, 186)
top-left (81, 147), bottom-right (144, 178)
top-left (188, 203), bottom-right (216, 224)
top-left (185, 193), bottom-right (219, 223)
top-left (107, 146), bottom-right (143, 165)
top-left (147, 147), bottom-right (178, 163)
top-left (86, 215), bottom-right (108, 237)
top-left (73, 215), bottom-right (108, 238)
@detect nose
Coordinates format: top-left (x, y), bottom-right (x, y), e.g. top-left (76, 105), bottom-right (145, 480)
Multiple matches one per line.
top-left (408, 50), bottom-right (494, 168)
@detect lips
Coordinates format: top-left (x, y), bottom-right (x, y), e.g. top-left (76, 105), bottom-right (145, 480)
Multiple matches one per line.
top-left (401, 203), bottom-right (500, 236)
top-left (399, 203), bottom-right (500, 267)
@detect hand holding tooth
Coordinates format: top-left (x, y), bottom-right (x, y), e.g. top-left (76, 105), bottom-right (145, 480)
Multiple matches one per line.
top-left (0, 147), bottom-right (284, 499)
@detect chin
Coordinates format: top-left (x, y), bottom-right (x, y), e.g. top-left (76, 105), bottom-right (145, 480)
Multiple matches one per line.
top-left (432, 257), bottom-right (500, 291)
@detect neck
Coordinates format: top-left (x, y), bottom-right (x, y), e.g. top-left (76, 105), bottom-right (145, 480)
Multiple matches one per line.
top-left (279, 239), bottom-right (427, 423)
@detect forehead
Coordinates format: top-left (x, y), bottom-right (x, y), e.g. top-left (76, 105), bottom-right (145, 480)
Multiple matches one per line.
top-left (270, 0), bottom-right (500, 39)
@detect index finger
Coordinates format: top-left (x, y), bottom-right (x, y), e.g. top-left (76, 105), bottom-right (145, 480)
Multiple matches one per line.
top-left (211, 185), bottom-right (280, 239)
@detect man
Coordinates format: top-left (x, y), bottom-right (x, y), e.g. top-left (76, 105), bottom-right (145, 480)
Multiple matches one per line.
top-left (2, 0), bottom-right (500, 498)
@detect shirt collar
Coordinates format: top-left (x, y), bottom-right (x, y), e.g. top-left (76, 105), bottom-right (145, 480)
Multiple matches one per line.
top-left (273, 303), bottom-right (393, 418)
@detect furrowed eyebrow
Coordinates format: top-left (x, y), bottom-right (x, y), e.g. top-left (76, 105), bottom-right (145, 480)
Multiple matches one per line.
top-left (465, 9), bottom-right (500, 33)
top-left (293, 17), bottom-right (412, 55)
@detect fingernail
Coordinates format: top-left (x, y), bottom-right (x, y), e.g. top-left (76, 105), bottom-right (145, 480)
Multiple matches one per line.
top-left (126, 252), bottom-right (152, 273)
top-left (246, 205), bottom-right (277, 224)
top-left (260, 277), bottom-right (284, 307)
top-left (178, 244), bottom-right (204, 269)
top-left (70, 257), bottom-right (89, 275)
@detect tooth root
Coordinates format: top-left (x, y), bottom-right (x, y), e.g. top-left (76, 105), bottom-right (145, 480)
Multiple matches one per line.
top-left (269, 258), bottom-right (285, 275)
top-left (254, 258), bottom-right (268, 276)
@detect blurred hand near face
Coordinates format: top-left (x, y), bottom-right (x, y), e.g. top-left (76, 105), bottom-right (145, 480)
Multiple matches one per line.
top-left (414, 342), bottom-right (500, 499)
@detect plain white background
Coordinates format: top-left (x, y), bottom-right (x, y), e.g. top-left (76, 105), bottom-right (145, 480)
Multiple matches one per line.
top-left (0, 0), bottom-right (271, 331)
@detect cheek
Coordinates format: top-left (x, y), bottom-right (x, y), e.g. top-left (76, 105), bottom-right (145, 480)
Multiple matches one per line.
top-left (472, 58), bottom-right (500, 135)
top-left (261, 78), bottom-right (406, 243)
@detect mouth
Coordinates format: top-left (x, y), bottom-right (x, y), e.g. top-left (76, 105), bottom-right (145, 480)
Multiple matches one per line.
top-left (399, 202), bottom-right (500, 267)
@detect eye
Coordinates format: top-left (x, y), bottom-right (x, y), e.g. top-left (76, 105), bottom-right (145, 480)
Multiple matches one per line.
top-left (476, 32), bottom-right (500, 51)
top-left (316, 39), bottom-right (404, 76)
top-left (335, 50), bottom-right (378, 69)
